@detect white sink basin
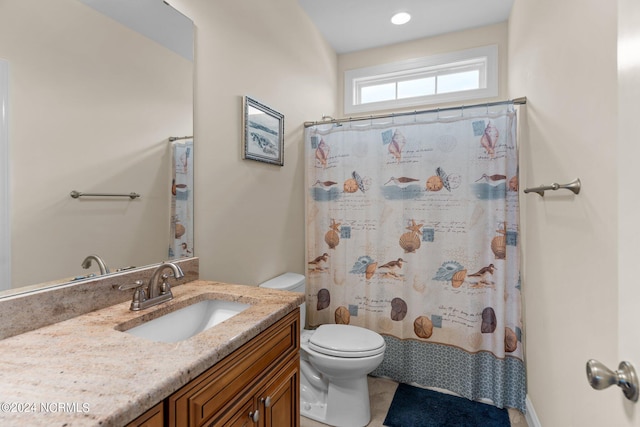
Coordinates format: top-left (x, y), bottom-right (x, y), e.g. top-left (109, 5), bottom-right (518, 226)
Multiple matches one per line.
top-left (124, 299), bottom-right (250, 343)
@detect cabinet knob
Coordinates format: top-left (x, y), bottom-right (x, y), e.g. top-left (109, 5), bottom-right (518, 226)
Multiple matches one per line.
top-left (261, 396), bottom-right (272, 408)
top-left (249, 409), bottom-right (259, 422)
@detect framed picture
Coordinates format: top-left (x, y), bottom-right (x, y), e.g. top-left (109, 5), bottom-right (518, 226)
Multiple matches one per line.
top-left (243, 96), bottom-right (284, 166)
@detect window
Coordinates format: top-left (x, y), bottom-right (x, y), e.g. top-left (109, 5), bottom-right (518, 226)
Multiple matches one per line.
top-left (344, 45), bottom-right (498, 114)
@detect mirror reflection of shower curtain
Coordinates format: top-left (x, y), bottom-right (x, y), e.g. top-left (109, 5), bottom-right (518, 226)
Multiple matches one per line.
top-left (304, 105), bottom-right (525, 412)
top-left (168, 140), bottom-right (193, 259)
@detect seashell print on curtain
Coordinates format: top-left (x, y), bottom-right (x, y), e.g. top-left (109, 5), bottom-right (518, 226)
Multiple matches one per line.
top-left (305, 105), bottom-right (525, 412)
top-left (168, 140), bottom-right (194, 260)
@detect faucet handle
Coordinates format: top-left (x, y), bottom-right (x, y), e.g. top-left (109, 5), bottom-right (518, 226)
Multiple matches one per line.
top-left (130, 287), bottom-right (147, 311)
top-left (113, 280), bottom-right (145, 291)
top-left (112, 281), bottom-right (148, 311)
top-left (160, 280), bottom-right (171, 295)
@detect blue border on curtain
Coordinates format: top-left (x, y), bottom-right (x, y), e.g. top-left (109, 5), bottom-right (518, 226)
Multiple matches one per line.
top-left (372, 335), bottom-right (527, 412)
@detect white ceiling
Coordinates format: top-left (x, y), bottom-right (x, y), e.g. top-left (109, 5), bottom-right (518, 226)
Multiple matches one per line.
top-left (78, 0), bottom-right (513, 60)
top-left (298, 0), bottom-right (515, 54)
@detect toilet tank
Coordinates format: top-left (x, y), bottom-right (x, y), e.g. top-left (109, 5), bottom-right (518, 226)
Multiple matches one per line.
top-left (259, 272), bottom-right (306, 327)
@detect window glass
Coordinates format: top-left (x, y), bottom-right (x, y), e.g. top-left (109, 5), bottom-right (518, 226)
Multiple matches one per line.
top-left (437, 70), bottom-right (480, 94)
top-left (398, 77), bottom-right (436, 99)
top-left (361, 82), bottom-right (395, 104)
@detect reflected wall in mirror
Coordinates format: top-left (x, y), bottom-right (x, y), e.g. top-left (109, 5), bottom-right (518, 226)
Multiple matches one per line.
top-left (0, 0), bottom-right (194, 293)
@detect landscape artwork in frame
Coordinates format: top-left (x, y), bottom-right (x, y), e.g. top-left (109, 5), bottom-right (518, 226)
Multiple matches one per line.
top-left (243, 96), bottom-right (284, 166)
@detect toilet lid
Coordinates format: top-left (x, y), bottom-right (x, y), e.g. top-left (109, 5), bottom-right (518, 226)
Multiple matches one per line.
top-left (308, 324), bottom-right (386, 358)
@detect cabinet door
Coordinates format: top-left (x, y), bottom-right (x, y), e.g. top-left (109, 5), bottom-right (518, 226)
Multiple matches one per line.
top-left (125, 402), bottom-right (164, 427)
top-left (210, 400), bottom-right (257, 427)
top-left (259, 358), bottom-right (299, 427)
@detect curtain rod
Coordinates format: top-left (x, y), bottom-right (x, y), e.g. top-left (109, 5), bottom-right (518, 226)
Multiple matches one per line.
top-left (303, 96), bottom-right (527, 128)
top-left (169, 135), bottom-right (193, 142)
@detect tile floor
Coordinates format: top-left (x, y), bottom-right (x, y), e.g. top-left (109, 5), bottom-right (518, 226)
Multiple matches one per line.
top-left (299, 376), bottom-right (528, 427)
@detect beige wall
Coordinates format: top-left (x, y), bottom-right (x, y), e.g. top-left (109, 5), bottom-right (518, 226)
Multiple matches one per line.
top-left (171, 0), bottom-right (337, 286)
top-left (337, 23), bottom-right (509, 117)
top-left (509, 0), bottom-right (619, 425)
top-left (0, 0), bottom-right (192, 288)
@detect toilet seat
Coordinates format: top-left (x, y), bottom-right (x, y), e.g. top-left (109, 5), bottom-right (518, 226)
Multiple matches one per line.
top-left (307, 324), bottom-right (385, 358)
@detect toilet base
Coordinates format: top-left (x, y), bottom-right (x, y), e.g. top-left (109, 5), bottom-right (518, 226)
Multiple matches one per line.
top-left (300, 398), bottom-right (328, 424)
top-left (300, 375), bottom-right (371, 427)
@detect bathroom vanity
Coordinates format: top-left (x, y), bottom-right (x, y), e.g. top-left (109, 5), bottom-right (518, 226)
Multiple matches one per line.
top-left (128, 309), bottom-right (299, 427)
top-left (0, 278), bottom-right (303, 427)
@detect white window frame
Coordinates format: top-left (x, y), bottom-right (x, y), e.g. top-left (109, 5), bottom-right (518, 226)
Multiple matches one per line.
top-left (344, 45), bottom-right (499, 114)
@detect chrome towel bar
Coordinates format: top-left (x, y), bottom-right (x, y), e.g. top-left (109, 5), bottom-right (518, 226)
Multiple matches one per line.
top-left (70, 190), bottom-right (141, 200)
top-left (523, 178), bottom-right (581, 197)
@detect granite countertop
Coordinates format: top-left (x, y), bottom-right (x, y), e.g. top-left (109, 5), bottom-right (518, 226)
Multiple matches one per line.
top-left (0, 280), bottom-right (304, 427)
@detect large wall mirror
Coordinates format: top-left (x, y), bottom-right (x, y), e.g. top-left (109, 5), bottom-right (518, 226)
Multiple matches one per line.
top-left (0, 0), bottom-right (194, 295)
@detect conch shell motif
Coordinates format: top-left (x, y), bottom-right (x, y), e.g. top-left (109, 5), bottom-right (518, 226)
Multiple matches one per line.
top-left (480, 122), bottom-right (499, 157)
top-left (315, 138), bottom-right (329, 167)
top-left (388, 130), bottom-right (406, 163)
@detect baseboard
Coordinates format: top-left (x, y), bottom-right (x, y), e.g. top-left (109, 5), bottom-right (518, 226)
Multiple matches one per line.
top-left (525, 395), bottom-right (542, 427)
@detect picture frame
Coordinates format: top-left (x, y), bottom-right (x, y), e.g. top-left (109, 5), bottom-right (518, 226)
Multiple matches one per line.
top-left (242, 96), bottom-right (284, 166)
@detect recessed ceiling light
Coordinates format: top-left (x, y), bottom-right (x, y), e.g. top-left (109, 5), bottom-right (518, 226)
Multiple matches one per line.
top-left (391, 12), bottom-right (411, 25)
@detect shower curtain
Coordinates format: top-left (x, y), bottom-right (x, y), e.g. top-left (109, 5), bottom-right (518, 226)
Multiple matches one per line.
top-left (168, 139), bottom-right (194, 260)
top-left (304, 105), bottom-right (525, 411)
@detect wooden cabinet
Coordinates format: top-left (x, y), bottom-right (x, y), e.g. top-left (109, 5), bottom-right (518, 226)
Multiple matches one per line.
top-left (258, 357), bottom-right (299, 427)
top-left (166, 309), bottom-right (300, 427)
top-left (215, 400), bottom-right (254, 427)
top-left (213, 357), bottom-right (299, 427)
top-left (126, 402), bottom-right (164, 427)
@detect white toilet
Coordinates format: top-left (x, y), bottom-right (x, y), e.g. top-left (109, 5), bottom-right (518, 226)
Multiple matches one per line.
top-left (260, 273), bottom-right (386, 427)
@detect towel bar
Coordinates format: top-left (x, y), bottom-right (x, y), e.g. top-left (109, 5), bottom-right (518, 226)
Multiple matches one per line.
top-left (523, 178), bottom-right (581, 197)
top-left (70, 191), bottom-right (141, 200)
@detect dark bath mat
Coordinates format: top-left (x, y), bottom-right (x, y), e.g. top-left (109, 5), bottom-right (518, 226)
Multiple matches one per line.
top-left (383, 383), bottom-right (510, 427)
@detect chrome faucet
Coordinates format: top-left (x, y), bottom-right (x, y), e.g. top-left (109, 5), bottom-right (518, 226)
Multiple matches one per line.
top-left (148, 262), bottom-right (184, 299)
top-left (114, 262), bottom-right (184, 311)
top-left (81, 254), bottom-right (110, 275)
